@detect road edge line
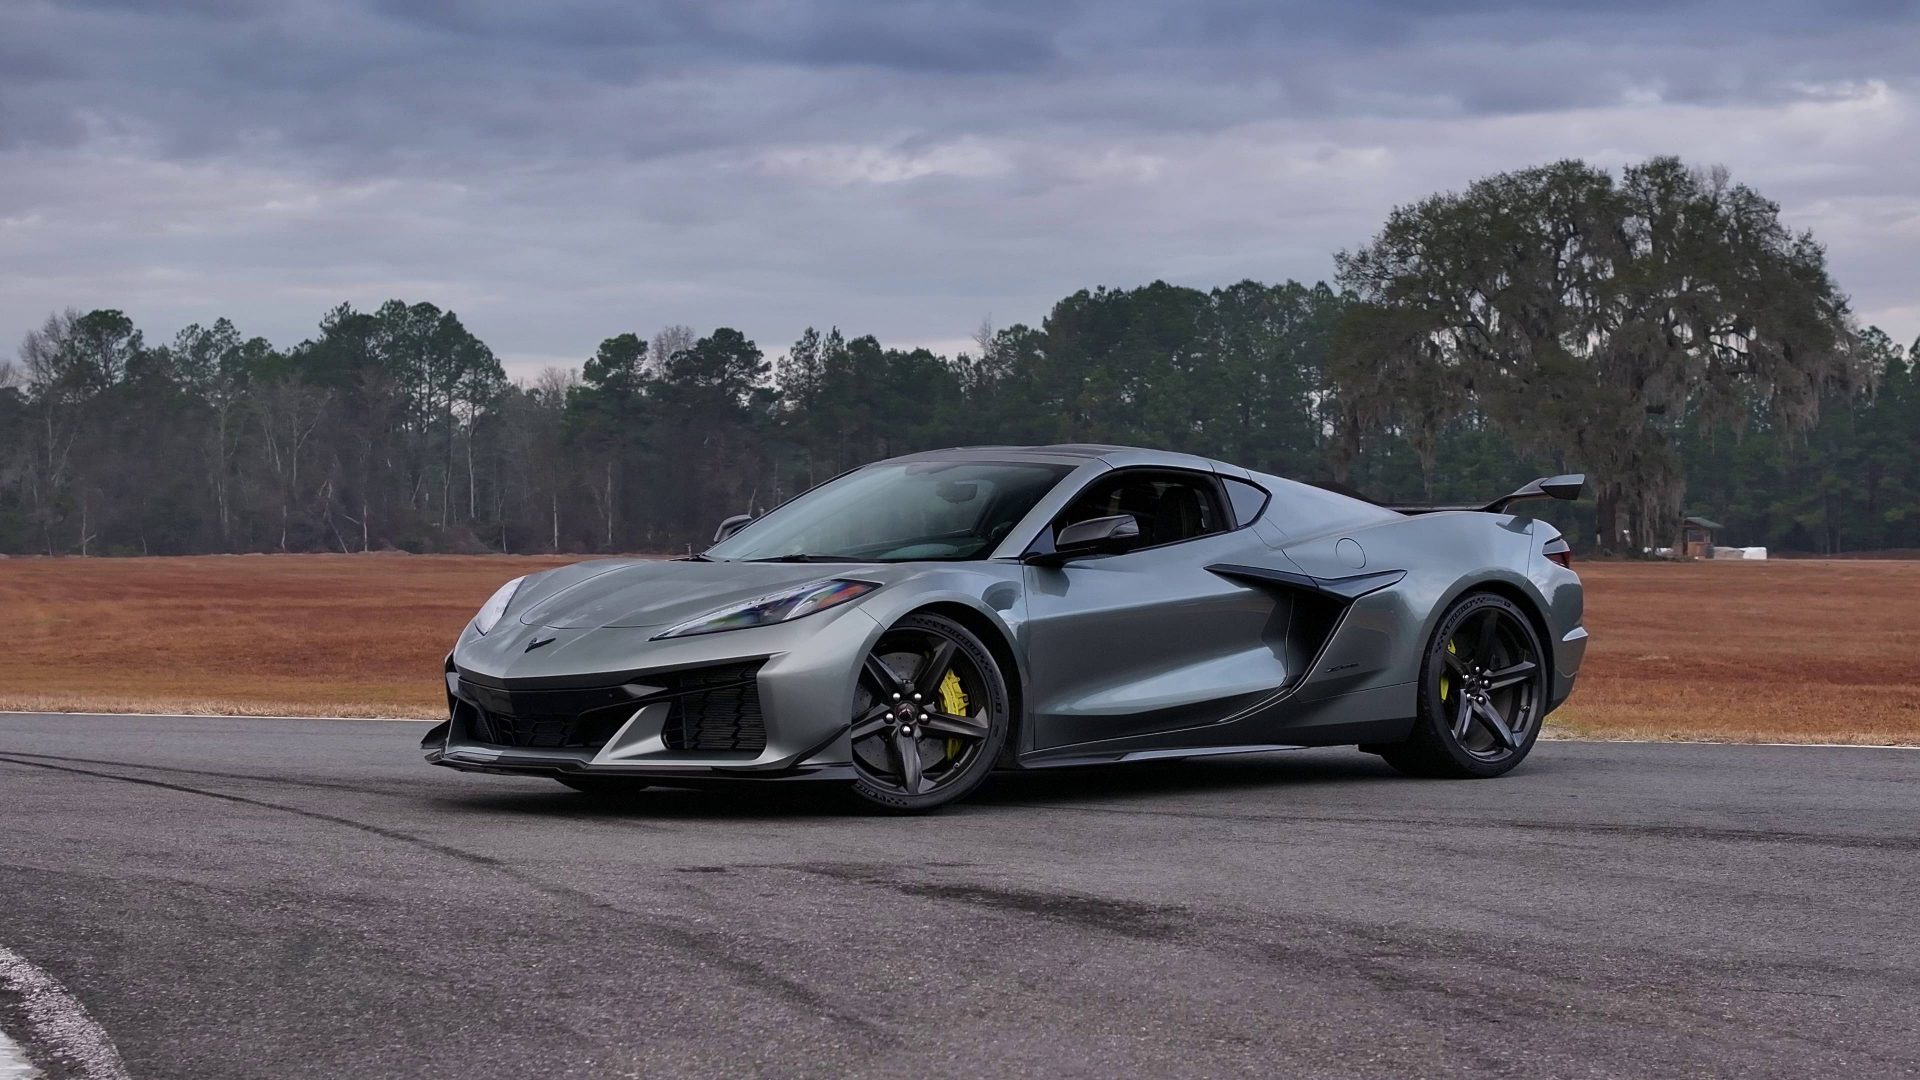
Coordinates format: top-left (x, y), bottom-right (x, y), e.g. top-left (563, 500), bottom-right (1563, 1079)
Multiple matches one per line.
top-left (0, 1026), bottom-right (39, 1080)
top-left (5, 712), bottom-right (1914, 747)
top-left (0, 945), bottom-right (131, 1080)
top-left (0, 710), bottom-right (430, 723)
top-left (1547, 736), bottom-right (1918, 750)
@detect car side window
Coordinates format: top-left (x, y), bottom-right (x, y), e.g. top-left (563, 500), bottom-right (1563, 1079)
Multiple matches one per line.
top-left (1058, 471), bottom-right (1227, 549)
top-left (1223, 478), bottom-right (1270, 527)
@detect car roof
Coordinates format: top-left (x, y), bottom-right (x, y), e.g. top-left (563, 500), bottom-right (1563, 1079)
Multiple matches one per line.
top-left (875, 443), bottom-right (1399, 529)
top-left (881, 443), bottom-right (1226, 471)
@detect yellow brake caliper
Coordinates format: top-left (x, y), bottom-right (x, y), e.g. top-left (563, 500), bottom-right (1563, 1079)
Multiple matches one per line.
top-left (938, 668), bottom-right (969, 759)
top-left (1441, 639), bottom-right (1456, 701)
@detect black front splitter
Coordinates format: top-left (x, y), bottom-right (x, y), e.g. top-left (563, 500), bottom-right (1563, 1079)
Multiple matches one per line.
top-left (426, 747), bottom-right (857, 785)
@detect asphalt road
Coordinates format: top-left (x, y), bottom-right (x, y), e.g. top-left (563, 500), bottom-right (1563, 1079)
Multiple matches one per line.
top-left (1, 715), bottom-right (1916, 1079)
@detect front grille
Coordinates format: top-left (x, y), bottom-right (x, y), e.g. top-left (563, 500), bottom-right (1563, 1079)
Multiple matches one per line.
top-left (454, 659), bottom-right (767, 754)
top-left (455, 680), bottom-right (639, 750)
top-left (660, 661), bottom-right (767, 753)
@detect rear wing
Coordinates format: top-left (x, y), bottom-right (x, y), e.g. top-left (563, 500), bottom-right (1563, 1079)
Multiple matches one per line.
top-left (1385, 474), bottom-right (1586, 516)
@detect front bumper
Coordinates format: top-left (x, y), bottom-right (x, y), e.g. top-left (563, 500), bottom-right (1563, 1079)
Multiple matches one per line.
top-left (424, 605), bottom-right (883, 780)
top-left (424, 735), bottom-right (857, 783)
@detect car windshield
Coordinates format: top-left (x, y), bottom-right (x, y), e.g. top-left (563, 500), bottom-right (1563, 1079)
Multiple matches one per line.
top-left (707, 460), bottom-right (1072, 563)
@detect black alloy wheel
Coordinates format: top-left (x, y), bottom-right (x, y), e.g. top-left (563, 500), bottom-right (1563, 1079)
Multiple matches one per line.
top-left (1379, 592), bottom-right (1548, 778)
top-left (849, 613), bottom-right (1010, 811)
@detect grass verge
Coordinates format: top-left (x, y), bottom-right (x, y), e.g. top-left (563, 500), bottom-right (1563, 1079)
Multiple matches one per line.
top-left (4, 553), bottom-right (1915, 743)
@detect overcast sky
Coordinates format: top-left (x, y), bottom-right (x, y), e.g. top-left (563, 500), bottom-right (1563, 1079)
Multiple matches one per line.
top-left (3, 0), bottom-right (1917, 380)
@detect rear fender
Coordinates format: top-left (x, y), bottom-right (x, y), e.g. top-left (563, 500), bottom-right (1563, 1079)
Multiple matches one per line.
top-left (1278, 511), bottom-right (1544, 700)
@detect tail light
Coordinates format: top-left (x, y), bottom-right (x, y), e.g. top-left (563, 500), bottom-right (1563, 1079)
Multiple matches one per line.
top-left (1543, 537), bottom-right (1573, 570)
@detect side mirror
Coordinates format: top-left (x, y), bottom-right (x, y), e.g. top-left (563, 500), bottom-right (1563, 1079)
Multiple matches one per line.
top-left (713, 513), bottom-right (754, 543)
top-left (1027, 514), bottom-right (1141, 565)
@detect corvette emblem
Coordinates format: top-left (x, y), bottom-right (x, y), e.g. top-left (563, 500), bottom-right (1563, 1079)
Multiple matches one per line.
top-left (525, 636), bottom-right (556, 652)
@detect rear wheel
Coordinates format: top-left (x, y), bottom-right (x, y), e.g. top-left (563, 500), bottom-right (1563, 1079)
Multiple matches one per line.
top-left (849, 613), bottom-right (1010, 812)
top-left (1379, 592), bottom-right (1547, 779)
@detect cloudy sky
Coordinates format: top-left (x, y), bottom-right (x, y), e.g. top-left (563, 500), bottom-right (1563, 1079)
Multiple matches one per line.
top-left (3, 0), bottom-right (1917, 379)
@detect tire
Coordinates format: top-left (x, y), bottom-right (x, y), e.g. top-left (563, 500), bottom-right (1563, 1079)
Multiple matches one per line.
top-left (554, 776), bottom-right (650, 795)
top-left (848, 613), bottom-right (1012, 813)
top-left (1379, 591), bottom-right (1548, 779)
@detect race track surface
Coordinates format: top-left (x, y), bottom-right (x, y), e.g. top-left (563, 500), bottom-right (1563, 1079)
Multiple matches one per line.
top-left (1, 714), bottom-right (1916, 1079)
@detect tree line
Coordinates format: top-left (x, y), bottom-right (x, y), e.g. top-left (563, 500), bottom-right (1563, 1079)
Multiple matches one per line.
top-left (2, 156), bottom-right (1915, 557)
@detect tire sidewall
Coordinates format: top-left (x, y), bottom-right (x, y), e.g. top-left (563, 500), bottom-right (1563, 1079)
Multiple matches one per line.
top-left (1417, 593), bottom-right (1547, 778)
top-left (850, 613), bottom-right (1011, 812)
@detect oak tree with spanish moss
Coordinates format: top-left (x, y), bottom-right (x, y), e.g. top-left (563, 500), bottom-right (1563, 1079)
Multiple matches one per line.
top-left (1335, 156), bottom-right (1857, 551)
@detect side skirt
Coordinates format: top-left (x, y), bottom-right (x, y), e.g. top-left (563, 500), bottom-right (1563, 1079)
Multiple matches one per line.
top-left (1013, 715), bottom-right (1414, 769)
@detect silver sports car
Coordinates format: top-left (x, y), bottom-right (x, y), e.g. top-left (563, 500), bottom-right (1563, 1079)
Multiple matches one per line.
top-left (422, 444), bottom-right (1587, 810)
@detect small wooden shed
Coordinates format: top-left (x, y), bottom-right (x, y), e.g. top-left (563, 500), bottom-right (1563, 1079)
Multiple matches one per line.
top-left (1682, 516), bottom-right (1722, 558)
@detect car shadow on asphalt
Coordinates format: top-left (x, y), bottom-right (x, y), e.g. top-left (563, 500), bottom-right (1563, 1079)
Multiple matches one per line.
top-left (428, 748), bottom-right (1406, 821)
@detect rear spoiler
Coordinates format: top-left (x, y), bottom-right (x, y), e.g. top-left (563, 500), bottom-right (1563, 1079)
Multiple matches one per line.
top-left (1386, 474), bottom-right (1586, 516)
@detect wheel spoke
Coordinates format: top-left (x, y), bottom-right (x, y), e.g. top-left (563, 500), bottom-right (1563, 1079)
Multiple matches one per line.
top-left (1443, 649), bottom-right (1469, 676)
top-left (914, 638), bottom-right (959, 697)
top-left (918, 709), bottom-right (989, 742)
top-left (1452, 692), bottom-right (1474, 739)
top-left (862, 653), bottom-right (908, 699)
top-left (1473, 698), bottom-right (1519, 750)
top-left (1472, 610), bottom-right (1499, 663)
top-left (1485, 660), bottom-right (1537, 691)
top-left (889, 730), bottom-right (924, 794)
top-left (849, 704), bottom-right (892, 741)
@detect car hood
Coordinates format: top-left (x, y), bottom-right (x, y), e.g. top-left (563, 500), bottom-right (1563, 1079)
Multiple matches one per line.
top-left (512, 558), bottom-right (887, 630)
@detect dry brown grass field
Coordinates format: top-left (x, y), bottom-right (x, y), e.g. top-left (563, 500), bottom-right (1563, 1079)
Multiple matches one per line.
top-left (2, 554), bottom-right (578, 719)
top-left (4, 554), bottom-right (1916, 743)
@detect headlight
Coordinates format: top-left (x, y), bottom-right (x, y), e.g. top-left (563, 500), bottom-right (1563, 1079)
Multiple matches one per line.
top-left (472, 576), bottom-right (526, 635)
top-left (653, 578), bottom-right (878, 640)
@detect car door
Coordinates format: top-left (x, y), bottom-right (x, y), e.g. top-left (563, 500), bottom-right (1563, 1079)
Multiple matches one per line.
top-left (1020, 468), bottom-right (1291, 750)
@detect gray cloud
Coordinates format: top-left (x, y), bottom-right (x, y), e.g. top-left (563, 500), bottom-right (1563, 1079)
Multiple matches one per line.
top-left (2, 0), bottom-right (1917, 379)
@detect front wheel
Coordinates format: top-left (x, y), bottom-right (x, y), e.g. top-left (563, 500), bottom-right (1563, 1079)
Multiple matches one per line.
top-left (848, 613), bottom-right (1011, 812)
top-left (1379, 592), bottom-right (1548, 779)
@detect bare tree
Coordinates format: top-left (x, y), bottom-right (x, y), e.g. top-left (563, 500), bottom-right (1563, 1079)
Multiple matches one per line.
top-left (255, 379), bottom-right (332, 552)
top-left (649, 325), bottom-right (695, 374)
top-left (19, 311), bottom-right (83, 552)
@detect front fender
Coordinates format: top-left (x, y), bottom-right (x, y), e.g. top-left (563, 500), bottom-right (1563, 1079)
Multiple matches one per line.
top-left (841, 563), bottom-right (1029, 692)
